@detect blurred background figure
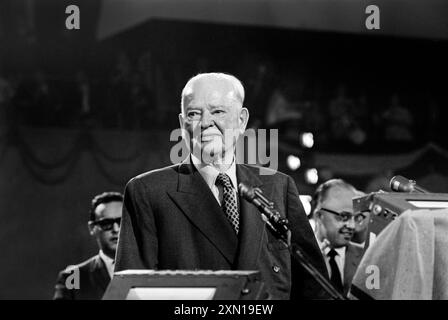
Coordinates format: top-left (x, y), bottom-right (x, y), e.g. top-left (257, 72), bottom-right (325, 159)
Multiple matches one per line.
top-left (328, 84), bottom-right (355, 141)
top-left (53, 192), bottom-right (123, 300)
top-left (310, 179), bottom-right (365, 296)
top-left (265, 79), bottom-right (304, 128)
top-left (380, 93), bottom-right (414, 142)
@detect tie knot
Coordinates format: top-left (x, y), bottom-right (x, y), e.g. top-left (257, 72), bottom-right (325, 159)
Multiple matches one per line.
top-left (216, 173), bottom-right (233, 189)
top-left (328, 249), bottom-right (338, 259)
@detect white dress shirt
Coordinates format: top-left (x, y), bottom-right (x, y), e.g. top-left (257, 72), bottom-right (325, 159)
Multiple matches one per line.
top-left (191, 154), bottom-right (238, 205)
top-left (317, 239), bottom-right (346, 283)
top-left (99, 250), bottom-right (115, 279)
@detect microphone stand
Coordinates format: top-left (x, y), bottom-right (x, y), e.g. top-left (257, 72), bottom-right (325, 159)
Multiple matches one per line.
top-left (239, 183), bottom-right (347, 300)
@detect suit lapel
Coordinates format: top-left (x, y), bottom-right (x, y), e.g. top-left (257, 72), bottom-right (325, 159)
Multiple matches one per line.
top-left (235, 165), bottom-right (267, 270)
top-left (91, 255), bottom-right (111, 292)
top-left (344, 243), bottom-right (363, 292)
top-left (168, 161), bottom-right (238, 265)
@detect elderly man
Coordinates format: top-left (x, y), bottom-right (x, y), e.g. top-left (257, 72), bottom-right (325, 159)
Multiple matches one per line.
top-left (53, 192), bottom-right (123, 300)
top-left (311, 179), bottom-right (366, 296)
top-left (115, 72), bottom-right (328, 299)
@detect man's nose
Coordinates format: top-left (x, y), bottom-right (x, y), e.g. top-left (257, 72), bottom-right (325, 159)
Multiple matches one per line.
top-left (344, 217), bottom-right (356, 229)
top-left (201, 110), bottom-right (214, 128)
top-left (112, 222), bottom-right (120, 232)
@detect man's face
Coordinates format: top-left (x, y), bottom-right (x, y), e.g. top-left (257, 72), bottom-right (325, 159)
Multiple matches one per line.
top-left (179, 77), bottom-right (249, 164)
top-left (316, 188), bottom-right (357, 248)
top-left (89, 201), bottom-right (122, 257)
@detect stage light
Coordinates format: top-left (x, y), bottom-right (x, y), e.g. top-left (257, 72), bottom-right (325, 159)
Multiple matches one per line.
top-left (300, 132), bottom-right (314, 148)
top-left (305, 168), bottom-right (319, 184)
top-left (286, 155), bottom-right (301, 171)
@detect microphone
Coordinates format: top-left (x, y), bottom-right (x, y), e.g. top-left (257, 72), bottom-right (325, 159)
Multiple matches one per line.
top-left (238, 182), bottom-right (290, 241)
top-left (239, 182), bottom-right (347, 300)
top-left (390, 175), bottom-right (429, 193)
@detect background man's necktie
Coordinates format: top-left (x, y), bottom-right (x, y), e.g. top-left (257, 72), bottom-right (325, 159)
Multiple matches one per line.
top-left (216, 173), bottom-right (239, 234)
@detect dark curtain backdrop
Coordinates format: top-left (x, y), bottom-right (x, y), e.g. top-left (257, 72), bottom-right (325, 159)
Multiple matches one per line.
top-left (0, 127), bottom-right (174, 299)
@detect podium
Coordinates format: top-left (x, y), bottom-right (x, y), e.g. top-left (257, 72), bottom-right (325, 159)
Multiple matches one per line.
top-left (103, 270), bottom-right (268, 300)
top-left (349, 193), bottom-right (448, 299)
top-left (351, 192), bottom-right (448, 300)
top-left (350, 207), bottom-right (448, 299)
top-left (353, 192), bottom-right (448, 246)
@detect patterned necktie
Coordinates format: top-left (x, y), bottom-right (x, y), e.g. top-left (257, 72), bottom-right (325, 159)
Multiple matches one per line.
top-left (328, 249), bottom-right (343, 292)
top-left (216, 173), bottom-right (239, 234)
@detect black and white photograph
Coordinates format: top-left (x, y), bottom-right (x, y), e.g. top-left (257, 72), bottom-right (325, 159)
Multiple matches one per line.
top-left (0, 0), bottom-right (448, 307)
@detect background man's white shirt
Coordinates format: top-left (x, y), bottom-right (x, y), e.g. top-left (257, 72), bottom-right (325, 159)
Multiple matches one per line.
top-left (317, 239), bottom-right (346, 283)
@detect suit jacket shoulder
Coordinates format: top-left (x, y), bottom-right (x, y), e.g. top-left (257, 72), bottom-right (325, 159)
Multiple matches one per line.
top-left (237, 164), bottom-right (291, 184)
top-left (130, 162), bottom-right (289, 187)
top-left (53, 255), bottom-right (110, 300)
top-left (127, 164), bottom-right (179, 191)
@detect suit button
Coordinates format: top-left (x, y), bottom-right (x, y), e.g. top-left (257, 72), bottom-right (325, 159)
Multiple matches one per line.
top-left (272, 265), bottom-right (280, 273)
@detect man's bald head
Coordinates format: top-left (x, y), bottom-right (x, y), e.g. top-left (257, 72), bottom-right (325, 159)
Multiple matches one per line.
top-left (312, 179), bottom-right (358, 217)
top-left (180, 73), bottom-right (245, 114)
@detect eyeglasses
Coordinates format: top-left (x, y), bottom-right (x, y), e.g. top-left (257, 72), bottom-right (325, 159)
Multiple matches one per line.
top-left (320, 208), bottom-right (367, 224)
top-left (89, 217), bottom-right (121, 231)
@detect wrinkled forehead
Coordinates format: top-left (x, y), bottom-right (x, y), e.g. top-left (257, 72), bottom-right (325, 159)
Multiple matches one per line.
top-left (182, 77), bottom-right (242, 111)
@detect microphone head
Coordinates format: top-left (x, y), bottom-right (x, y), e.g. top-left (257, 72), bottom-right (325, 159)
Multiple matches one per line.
top-left (238, 182), bottom-right (256, 201)
top-left (390, 175), bottom-right (413, 192)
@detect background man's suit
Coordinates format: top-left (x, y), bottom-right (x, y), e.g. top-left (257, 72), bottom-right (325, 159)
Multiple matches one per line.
top-left (343, 242), bottom-right (364, 296)
top-left (53, 255), bottom-right (110, 300)
top-left (115, 161), bottom-right (329, 299)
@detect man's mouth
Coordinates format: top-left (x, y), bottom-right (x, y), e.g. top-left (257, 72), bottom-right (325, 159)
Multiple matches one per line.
top-left (340, 230), bottom-right (353, 239)
top-left (201, 134), bottom-right (220, 141)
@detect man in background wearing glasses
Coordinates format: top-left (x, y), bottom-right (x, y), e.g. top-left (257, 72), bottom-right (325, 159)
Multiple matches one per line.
top-left (310, 179), bottom-right (365, 297)
top-left (53, 192), bottom-right (123, 300)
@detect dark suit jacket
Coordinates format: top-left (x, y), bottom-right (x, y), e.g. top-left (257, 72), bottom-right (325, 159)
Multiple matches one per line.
top-left (344, 242), bottom-right (365, 296)
top-left (115, 161), bottom-right (329, 299)
top-left (53, 255), bottom-right (111, 300)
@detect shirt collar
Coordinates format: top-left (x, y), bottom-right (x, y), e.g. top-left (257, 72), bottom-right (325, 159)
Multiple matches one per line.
top-left (323, 245), bottom-right (346, 259)
top-left (317, 237), bottom-right (347, 258)
top-left (99, 250), bottom-right (115, 277)
top-left (191, 153), bottom-right (238, 191)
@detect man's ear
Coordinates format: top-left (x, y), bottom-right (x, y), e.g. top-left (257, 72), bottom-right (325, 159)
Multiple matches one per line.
top-left (239, 107), bottom-right (249, 133)
top-left (178, 113), bottom-right (184, 129)
top-left (88, 222), bottom-right (96, 236)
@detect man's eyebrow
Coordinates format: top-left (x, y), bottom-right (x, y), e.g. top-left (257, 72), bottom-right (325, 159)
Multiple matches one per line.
top-left (209, 105), bottom-right (229, 109)
top-left (185, 105), bottom-right (202, 110)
